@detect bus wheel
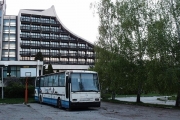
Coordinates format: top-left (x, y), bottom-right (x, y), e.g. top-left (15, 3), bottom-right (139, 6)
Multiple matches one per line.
top-left (39, 95), bottom-right (42, 104)
top-left (57, 98), bottom-right (62, 109)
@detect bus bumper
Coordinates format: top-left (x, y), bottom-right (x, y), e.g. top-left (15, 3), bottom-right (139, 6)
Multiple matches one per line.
top-left (70, 102), bottom-right (101, 108)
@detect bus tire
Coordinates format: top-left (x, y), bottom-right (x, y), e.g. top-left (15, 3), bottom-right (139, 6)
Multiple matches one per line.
top-left (57, 98), bottom-right (62, 109)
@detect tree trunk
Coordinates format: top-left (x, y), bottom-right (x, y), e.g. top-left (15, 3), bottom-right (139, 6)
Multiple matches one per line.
top-left (136, 89), bottom-right (141, 103)
top-left (175, 90), bottom-right (180, 107)
top-left (111, 91), bottom-right (115, 100)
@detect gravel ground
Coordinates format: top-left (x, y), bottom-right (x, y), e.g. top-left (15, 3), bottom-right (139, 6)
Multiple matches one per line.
top-left (0, 102), bottom-right (180, 120)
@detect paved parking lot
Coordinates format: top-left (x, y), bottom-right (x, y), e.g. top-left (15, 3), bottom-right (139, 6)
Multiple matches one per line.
top-left (0, 102), bottom-right (180, 120)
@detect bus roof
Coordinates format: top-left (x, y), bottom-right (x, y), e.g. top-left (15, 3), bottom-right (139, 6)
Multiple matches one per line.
top-left (67, 70), bottom-right (97, 74)
top-left (38, 70), bottom-right (97, 77)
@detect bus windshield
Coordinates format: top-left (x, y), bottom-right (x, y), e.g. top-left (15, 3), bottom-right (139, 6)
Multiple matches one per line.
top-left (71, 73), bottom-right (99, 92)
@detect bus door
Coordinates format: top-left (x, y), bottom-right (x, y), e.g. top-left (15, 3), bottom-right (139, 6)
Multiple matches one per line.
top-left (65, 73), bottom-right (70, 108)
top-left (35, 77), bottom-right (40, 101)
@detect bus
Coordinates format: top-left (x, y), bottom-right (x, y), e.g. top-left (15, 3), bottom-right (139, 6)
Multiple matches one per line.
top-left (34, 70), bottom-right (101, 109)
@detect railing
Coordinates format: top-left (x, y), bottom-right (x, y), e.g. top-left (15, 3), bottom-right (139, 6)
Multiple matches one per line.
top-left (21, 17), bottom-right (60, 25)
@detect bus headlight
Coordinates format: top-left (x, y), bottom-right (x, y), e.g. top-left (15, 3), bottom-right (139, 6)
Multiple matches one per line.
top-left (95, 98), bottom-right (99, 101)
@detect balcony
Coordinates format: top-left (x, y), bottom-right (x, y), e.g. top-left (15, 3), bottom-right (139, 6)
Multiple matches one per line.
top-left (87, 54), bottom-right (95, 58)
top-left (31, 27), bottom-right (41, 31)
top-left (20, 26), bottom-right (30, 31)
top-left (20, 34), bottom-right (31, 39)
top-left (41, 28), bottom-right (51, 32)
top-left (21, 18), bottom-right (31, 23)
top-left (42, 52), bottom-right (50, 56)
top-left (40, 36), bottom-right (50, 40)
top-left (31, 35), bottom-right (40, 39)
top-left (78, 46), bottom-right (86, 50)
top-left (78, 61), bottom-right (86, 65)
top-left (69, 61), bottom-right (78, 64)
top-left (49, 36), bottom-right (57, 40)
top-left (20, 51), bottom-right (31, 56)
top-left (60, 61), bottom-right (68, 64)
top-left (68, 53), bottom-right (77, 57)
top-left (30, 43), bottom-right (40, 48)
top-left (41, 20), bottom-right (49, 23)
top-left (60, 45), bottom-right (69, 49)
top-left (60, 53), bottom-right (68, 57)
top-left (86, 62), bottom-right (94, 65)
top-left (40, 44), bottom-right (50, 48)
top-left (51, 21), bottom-right (60, 26)
top-left (50, 53), bottom-right (60, 57)
top-left (49, 45), bottom-right (60, 49)
top-left (20, 43), bottom-right (31, 47)
top-left (78, 54), bottom-right (86, 58)
top-left (31, 19), bottom-right (41, 23)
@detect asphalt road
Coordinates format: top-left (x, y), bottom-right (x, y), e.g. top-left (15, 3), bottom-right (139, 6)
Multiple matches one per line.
top-left (0, 102), bottom-right (180, 120)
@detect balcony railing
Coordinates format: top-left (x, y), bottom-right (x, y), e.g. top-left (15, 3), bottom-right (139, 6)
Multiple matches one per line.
top-left (21, 17), bottom-right (60, 25)
top-left (31, 19), bottom-right (41, 23)
top-left (21, 18), bottom-right (30, 22)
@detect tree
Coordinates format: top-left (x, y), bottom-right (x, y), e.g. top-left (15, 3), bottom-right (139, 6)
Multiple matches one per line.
top-left (47, 64), bottom-right (54, 74)
top-left (34, 51), bottom-right (43, 61)
top-left (93, 0), bottom-right (180, 106)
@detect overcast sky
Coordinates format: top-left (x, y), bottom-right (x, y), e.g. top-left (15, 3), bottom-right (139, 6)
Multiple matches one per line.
top-left (5, 0), bottom-right (100, 43)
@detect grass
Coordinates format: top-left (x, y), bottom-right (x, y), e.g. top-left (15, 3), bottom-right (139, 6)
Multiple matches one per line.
top-left (0, 97), bottom-right (35, 104)
top-left (168, 96), bottom-right (177, 100)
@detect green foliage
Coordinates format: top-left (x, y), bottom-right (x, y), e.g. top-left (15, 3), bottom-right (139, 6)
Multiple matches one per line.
top-left (34, 51), bottom-right (43, 61)
top-left (101, 93), bottom-right (111, 100)
top-left (93, 0), bottom-right (180, 105)
top-left (3, 77), bottom-right (35, 98)
top-left (4, 84), bottom-right (34, 98)
top-left (168, 95), bottom-right (177, 100)
top-left (47, 64), bottom-right (54, 74)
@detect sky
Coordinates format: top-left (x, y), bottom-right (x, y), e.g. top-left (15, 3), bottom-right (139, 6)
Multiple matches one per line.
top-left (5, 0), bottom-right (100, 44)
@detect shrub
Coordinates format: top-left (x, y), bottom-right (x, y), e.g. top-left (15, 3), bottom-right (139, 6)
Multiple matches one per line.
top-left (101, 94), bottom-right (111, 100)
top-left (4, 84), bottom-right (34, 98)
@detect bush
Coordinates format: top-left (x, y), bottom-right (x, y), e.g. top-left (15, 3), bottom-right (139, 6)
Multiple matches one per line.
top-left (101, 94), bottom-right (111, 100)
top-left (4, 84), bottom-right (34, 98)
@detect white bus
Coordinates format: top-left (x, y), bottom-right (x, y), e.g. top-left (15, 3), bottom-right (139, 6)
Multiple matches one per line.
top-left (34, 70), bottom-right (101, 109)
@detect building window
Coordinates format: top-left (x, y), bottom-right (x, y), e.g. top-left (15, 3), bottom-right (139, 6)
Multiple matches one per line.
top-left (9, 34), bottom-right (16, 41)
top-left (9, 42), bottom-right (16, 49)
top-left (3, 33), bottom-right (9, 41)
top-left (10, 19), bottom-right (16, 26)
top-left (3, 19), bottom-right (9, 26)
top-left (3, 26), bottom-right (9, 33)
top-left (2, 42), bottom-right (9, 49)
top-left (9, 57), bottom-right (16, 61)
top-left (10, 26), bottom-right (16, 33)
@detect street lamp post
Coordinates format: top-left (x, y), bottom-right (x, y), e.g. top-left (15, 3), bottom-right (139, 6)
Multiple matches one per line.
top-left (0, 67), bottom-right (3, 99)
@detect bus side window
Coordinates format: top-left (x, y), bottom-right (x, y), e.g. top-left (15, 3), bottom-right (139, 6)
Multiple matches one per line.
top-left (44, 76), bottom-right (48, 86)
top-left (59, 73), bottom-right (65, 86)
top-left (48, 76), bottom-right (53, 86)
top-left (53, 74), bottom-right (58, 87)
top-left (40, 78), bottom-right (44, 87)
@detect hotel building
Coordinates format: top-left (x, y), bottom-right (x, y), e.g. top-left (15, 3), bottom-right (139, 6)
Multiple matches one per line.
top-left (0, 0), bottom-right (95, 78)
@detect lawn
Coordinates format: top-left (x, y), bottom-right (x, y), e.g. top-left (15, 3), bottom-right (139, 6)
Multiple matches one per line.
top-left (0, 98), bottom-right (35, 104)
